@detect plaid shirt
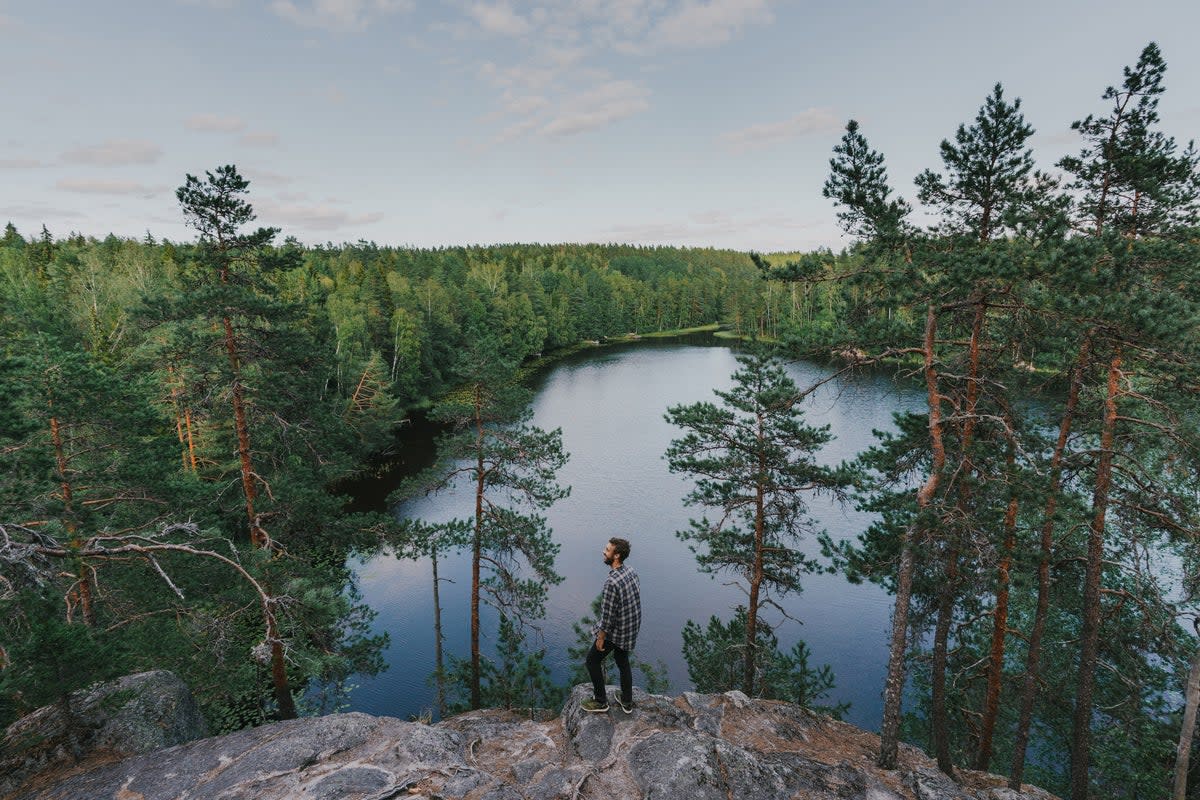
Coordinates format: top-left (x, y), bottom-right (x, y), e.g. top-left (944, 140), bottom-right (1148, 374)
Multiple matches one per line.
top-left (594, 564), bottom-right (641, 650)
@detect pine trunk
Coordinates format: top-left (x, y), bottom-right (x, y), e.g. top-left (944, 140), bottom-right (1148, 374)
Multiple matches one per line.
top-left (1070, 349), bottom-right (1121, 800)
top-left (976, 449), bottom-right (1018, 771)
top-left (471, 384), bottom-right (485, 710)
top-left (930, 298), bottom-right (986, 777)
top-left (169, 366), bottom-right (188, 470)
top-left (183, 407), bottom-right (198, 471)
top-left (223, 315), bottom-right (265, 548)
top-left (744, 420), bottom-right (766, 697)
top-left (432, 545), bottom-right (446, 718)
top-left (49, 410), bottom-right (94, 627)
top-left (1173, 644), bottom-right (1200, 800)
top-left (931, 546), bottom-right (958, 776)
top-left (1010, 335), bottom-right (1090, 788)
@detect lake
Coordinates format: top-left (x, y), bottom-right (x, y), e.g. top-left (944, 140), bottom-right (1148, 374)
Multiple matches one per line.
top-left (344, 336), bottom-right (926, 732)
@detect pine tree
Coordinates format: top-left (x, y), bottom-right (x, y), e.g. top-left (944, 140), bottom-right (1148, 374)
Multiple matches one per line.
top-left (680, 607), bottom-right (845, 716)
top-left (1048, 43), bottom-right (1200, 800)
top-left (401, 332), bottom-right (568, 709)
top-left (665, 345), bottom-right (850, 697)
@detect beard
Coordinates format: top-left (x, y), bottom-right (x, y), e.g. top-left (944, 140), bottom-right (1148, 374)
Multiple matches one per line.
top-left (603, 555), bottom-right (615, 566)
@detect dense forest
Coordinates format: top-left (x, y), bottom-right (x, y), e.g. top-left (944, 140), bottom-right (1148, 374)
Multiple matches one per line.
top-left (2, 40), bottom-right (1200, 800)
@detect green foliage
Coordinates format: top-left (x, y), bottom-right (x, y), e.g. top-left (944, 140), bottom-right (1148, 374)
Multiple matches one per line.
top-left (914, 83), bottom-right (1038, 241)
top-left (395, 333), bottom-right (569, 708)
top-left (807, 40), bottom-right (1200, 797)
top-left (823, 120), bottom-right (911, 244)
top-left (680, 608), bottom-right (845, 718)
top-left (443, 616), bottom-right (562, 715)
top-left (0, 591), bottom-right (126, 723)
top-left (665, 345), bottom-right (853, 695)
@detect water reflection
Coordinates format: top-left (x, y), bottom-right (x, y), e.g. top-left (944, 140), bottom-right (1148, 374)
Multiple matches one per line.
top-left (347, 340), bottom-right (924, 731)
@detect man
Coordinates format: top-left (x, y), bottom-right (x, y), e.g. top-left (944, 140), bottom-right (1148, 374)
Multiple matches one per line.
top-left (582, 537), bottom-right (642, 713)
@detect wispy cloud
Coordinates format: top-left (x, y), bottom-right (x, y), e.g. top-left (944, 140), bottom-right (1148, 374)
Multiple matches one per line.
top-left (243, 168), bottom-right (294, 187)
top-left (56, 178), bottom-right (163, 196)
top-left (541, 79), bottom-right (651, 137)
top-left (257, 200), bottom-right (384, 231)
top-left (0, 158), bottom-right (51, 169)
top-left (0, 204), bottom-right (85, 220)
top-left (462, 1), bottom-right (777, 143)
top-left (653, 0), bottom-right (773, 48)
top-left (239, 131), bottom-right (281, 147)
top-left (719, 108), bottom-right (842, 151)
top-left (469, 1), bottom-right (531, 36)
top-left (61, 139), bottom-right (163, 166)
top-left (186, 113), bottom-right (247, 133)
top-left (270, 0), bottom-right (414, 32)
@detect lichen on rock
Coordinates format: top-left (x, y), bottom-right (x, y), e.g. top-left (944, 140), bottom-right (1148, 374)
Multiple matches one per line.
top-left (3, 681), bottom-right (1060, 800)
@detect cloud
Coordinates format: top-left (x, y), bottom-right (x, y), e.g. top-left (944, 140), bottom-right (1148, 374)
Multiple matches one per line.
top-left (314, 83), bottom-right (348, 105)
top-left (239, 131), bottom-right (281, 147)
top-left (501, 93), bottom-right (550, 116)
top-left (56, 178), bottom-right (163, 196)
top-left (61, 139), bottom-right (163, 166)
top-left (462, 1), bottom-right (781, 146)
top-left (0, 158), bottom-right (50, 169)
top-left (0, 204), bottom-right (85, 220)
top-left (480, 62), bottom-right (559, 92)
top-left (243, 167), bottom-right (294, 187)
top-left (494, 116), bottom-right (542, 144)
top-left (270, 0), bottom-right (414, 32)
top-left (653, 0), bottom-right (773, 48)
top-left (186, 113), bottom-right (247, 133)
top-left (719, 107), bottom-right (842, 151)
top-left (541, 79), bottom-right (651, 137)
top-left (257, 200), bottom-right (384, 231)
top-left (469, 1), bottom-right (531, 36)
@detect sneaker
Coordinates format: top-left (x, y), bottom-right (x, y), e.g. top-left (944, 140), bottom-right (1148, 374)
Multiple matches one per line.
top-left (616, 697), bottom-right (635, 714)
top-left (581, 698), bottom-right (610, 713)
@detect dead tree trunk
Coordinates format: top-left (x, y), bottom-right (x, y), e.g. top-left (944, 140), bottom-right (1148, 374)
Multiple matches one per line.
top-left (931, 297), bottom-right (985, 777)
top-left (880, 304), bottom-right (946, 770)
top-left (471, 383), bottom-right (485, 711)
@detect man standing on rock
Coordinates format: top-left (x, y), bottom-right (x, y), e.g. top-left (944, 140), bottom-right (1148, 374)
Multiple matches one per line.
top-left (582, 537), bottom-right (642, 714)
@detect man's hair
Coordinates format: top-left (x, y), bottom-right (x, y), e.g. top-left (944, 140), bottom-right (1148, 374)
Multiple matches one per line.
top-left (609, 537), bottom-right (631, 562)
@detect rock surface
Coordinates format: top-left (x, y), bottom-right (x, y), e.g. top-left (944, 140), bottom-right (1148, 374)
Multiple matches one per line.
top-left (0, 670), bottom-right (208, 798)
top-left (4, 684), bottom-right (1059, 800)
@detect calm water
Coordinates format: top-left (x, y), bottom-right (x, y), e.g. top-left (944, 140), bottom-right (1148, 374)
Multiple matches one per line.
top-left (344, 339), bottom-right (925, 732)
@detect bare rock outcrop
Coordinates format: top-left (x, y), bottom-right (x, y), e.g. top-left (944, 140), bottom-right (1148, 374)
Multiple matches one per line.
top-left (1, 670), bottom-right (208, 798)
top-left (4, 684), bottom-right (1059, 800)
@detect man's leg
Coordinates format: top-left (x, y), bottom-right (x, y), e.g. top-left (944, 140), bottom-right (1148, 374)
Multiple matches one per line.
top-left (612, 646), bottom-right (633, 705)
top-left (585, 643), bottom-right (610, 703)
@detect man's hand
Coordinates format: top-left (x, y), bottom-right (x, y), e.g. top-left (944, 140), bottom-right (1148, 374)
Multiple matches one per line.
top-left (595, 634), bottom-right (606, 651)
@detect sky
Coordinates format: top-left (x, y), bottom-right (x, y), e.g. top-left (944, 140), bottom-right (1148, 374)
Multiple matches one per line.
top-left (2, 0), bottom-right (1199, 252)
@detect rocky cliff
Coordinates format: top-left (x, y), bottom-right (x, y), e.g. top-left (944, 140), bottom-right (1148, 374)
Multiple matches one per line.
top-left (3, 676), bottom-right (1058, 800)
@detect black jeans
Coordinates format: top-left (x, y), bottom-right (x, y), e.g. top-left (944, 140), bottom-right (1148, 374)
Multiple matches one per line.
top-left (586, 642), bottom-right (632, 705)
